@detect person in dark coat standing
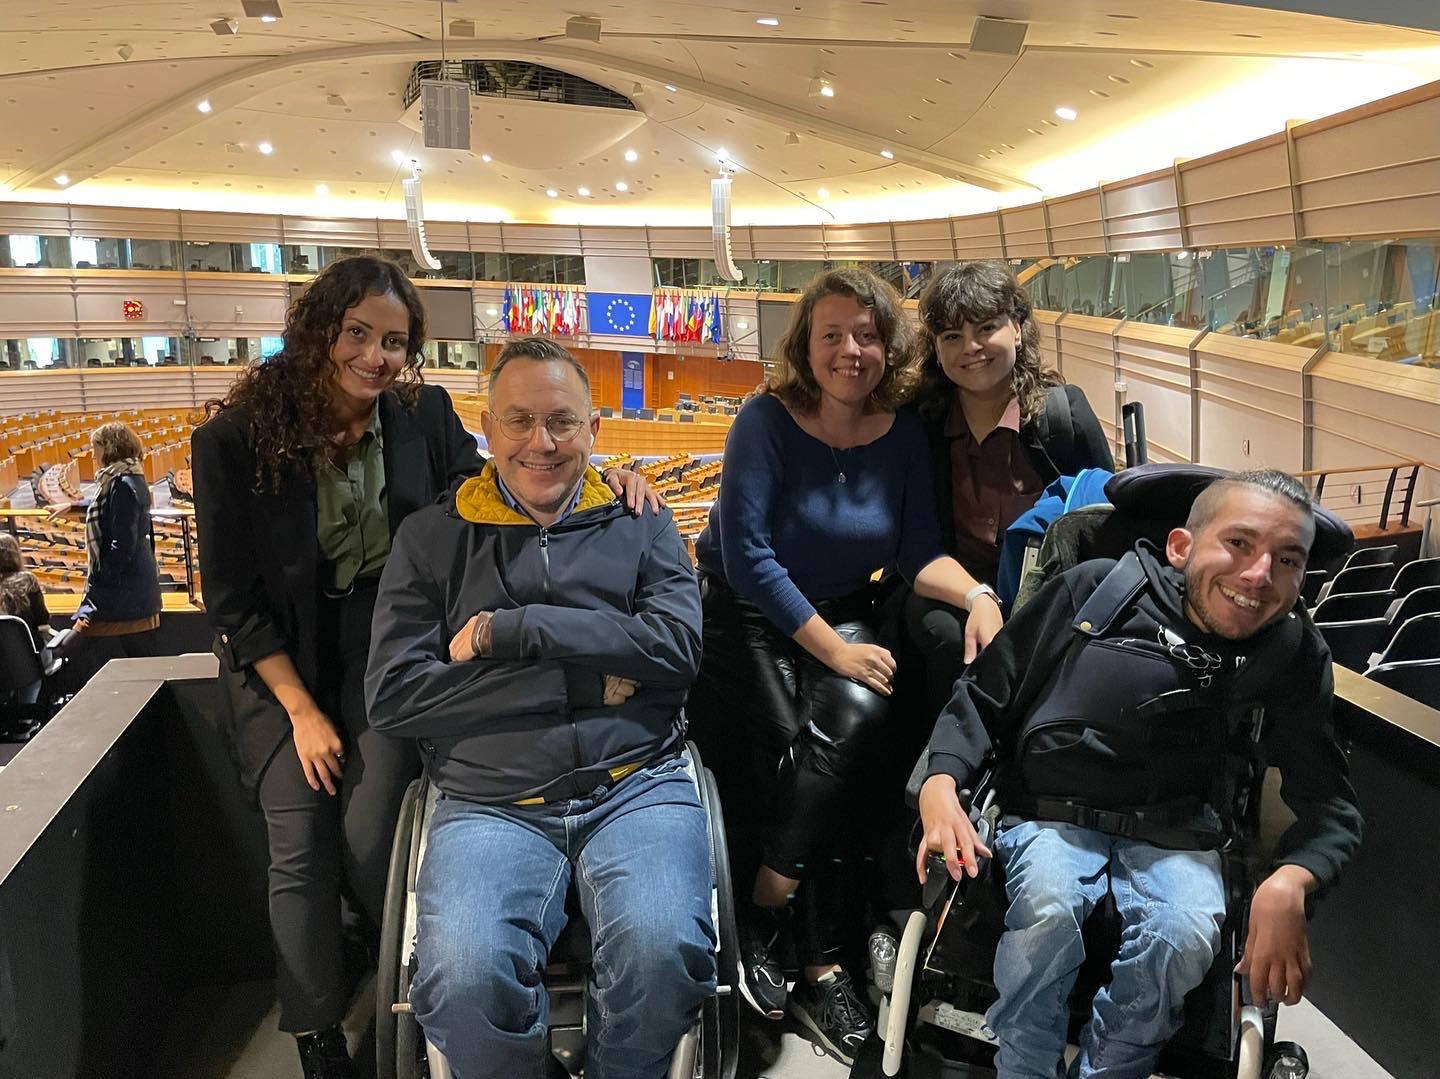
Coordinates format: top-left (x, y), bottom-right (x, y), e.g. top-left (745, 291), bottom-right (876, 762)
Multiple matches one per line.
top-left (192, 255), bottom-right (656, 1079)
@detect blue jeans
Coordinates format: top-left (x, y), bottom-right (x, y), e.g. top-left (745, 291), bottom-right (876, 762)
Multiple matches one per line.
top-left (410, 754), bottom-right (717, 1079)
top-left (989, 819), bottom-right (1225, 1079)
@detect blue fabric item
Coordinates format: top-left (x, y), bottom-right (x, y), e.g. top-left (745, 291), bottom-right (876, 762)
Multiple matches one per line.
top-left (989, 819), bottom-right (1224, 1079)
top-left (694, 394), bottom-right (944, 635)
top-left (409, 754), bottom-right (716, 1079)
top-left (995, 467), bottom-right (1113, 609)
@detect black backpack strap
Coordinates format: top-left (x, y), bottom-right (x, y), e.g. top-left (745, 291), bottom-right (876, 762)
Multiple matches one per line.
top-left (1038, 385), bottom-right (1076, 472)
top-left (1071, 551), bottom-right (1148, 637)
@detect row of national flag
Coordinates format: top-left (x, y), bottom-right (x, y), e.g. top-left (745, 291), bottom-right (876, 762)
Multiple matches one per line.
top-left (501, 286), bottom-right (583, 336)
top-left (497, 287), bottom-right (725, 344)
top-left (648, 289), bottom-right (724, 345)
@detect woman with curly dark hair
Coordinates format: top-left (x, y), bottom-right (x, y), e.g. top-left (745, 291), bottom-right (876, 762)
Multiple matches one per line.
top-left (903, 260), bottom-right (1113, 713)
top-left (687, 268), bottom-right (1002, 1063)
top-left (192, 255), bottom-right (656, 1078)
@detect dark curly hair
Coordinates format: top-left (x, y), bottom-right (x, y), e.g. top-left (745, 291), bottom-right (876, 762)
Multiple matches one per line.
top-left (209, 255), bottom-right (426, 491)
top-left (913, 261), bottom-right (1061, 425)
top-left (767, 268), bottom-right (918, 414)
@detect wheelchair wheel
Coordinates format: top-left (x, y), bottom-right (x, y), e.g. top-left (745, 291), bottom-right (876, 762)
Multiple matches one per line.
top-left (377, 778), bottom-right (426, 1079)
top-left (690, 742), bottom-right (740, 1079)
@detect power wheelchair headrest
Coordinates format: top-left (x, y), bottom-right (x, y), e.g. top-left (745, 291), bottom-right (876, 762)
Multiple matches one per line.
top-left (1103, 463), bottom-right (1354, 566)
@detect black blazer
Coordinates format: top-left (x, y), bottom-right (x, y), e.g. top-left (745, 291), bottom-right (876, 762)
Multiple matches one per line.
top-left (76, 474), bottom-right (162, 624)
top-left (191, 383), bottom-right (483, 790)
top-left (914, 383), bottom-right (1114, 557)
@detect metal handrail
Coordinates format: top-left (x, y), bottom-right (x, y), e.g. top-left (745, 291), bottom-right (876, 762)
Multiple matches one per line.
top-left (1299, 461), bottom-right (1424, 531)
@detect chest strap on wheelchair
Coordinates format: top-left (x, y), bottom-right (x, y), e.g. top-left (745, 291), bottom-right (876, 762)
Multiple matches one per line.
top-left (1028, 797), bottom-right (1228, 851)
top-left (1071, 552), bottom-right (1149, 638)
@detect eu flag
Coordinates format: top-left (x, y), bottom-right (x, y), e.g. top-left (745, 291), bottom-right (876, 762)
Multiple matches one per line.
top-left (588, 292), bottom-right (653, 336)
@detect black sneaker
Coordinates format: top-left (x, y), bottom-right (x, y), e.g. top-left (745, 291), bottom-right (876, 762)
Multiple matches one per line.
top-left (295, 1026), bottom-right (356, 1079)
top-left (789, 970), bottom-right (874, 1066)
top-left (736, 918), bottom-right (788, 1020)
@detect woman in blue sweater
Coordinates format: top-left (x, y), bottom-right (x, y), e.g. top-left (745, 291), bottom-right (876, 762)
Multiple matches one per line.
top-left (690, 268), bottom-right (1003, 1063)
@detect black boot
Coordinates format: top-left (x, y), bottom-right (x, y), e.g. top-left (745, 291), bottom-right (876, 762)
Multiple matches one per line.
top-left (295, 1026), bottom-right (357, 1079)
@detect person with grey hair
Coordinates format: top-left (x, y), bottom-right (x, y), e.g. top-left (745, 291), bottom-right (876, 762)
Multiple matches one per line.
top-left (916, 468), bottom-right (1362, 1079)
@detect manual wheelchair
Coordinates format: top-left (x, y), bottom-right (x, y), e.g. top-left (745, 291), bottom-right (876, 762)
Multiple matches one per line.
top-left (375, 741), bottom-right (740, 1079)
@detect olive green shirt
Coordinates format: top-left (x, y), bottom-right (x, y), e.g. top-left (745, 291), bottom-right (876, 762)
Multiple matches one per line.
top-left (314, 407), bottom-right (390, 592)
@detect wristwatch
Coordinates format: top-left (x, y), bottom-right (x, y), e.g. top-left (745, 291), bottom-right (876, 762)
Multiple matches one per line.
top-left (963, 583), bottom-right (1000, 612)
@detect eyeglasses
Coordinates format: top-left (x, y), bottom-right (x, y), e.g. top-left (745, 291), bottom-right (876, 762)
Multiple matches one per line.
top-left (496, 411), bottom-right (589, 443)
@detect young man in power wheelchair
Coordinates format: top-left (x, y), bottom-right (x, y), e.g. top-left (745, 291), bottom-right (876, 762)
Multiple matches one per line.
top-left (871, 467), bottom-right (1362, 1079)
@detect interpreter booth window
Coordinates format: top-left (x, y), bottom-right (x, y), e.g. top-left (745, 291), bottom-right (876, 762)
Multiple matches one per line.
top-left (506, 254), bottom-right (586, 285)
top-left (1117, 253), bottom-right (1202, 328)
top-left (475, 252), bottom-right (510, 282)
top-left (0, 338), bottom-right (63, 369)
top-left (1327, 240), bottom-right (1440, 366)
top-left (190, 337), bottom-right (279, 365)
top-left (421, 341), bottom-right (483, 370)
top-left (380, 248), bottom-right (474, 281)
top-left (1062, 257), bottom-right (1120, 318)
top-left (69, 237), bottom-right (179, 271)
top-left (1018, 260), bottom-right (1065, 311)
top-left (0, 234), bottom-right (71, 269)
top-left (282, 245), bottom-right (374, 275)
top-left (182, 241), bottom-right (283, 274)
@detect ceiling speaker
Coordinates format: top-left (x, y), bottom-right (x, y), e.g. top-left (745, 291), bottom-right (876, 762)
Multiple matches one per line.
top-left (565, 16), bottom-right (602, 42)
top-left (421, 80), bottom-right (471, 151)
top-left (970, 17), bottom-right (1027, 56)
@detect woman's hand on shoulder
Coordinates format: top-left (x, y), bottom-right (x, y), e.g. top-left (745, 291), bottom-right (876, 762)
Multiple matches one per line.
top-left (963, 593), bottom-right (1004, 664)
top-left (603, 467), bottom-right (666, 516)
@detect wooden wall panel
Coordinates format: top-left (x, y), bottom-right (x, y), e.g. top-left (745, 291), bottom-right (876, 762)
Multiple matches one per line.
top-left (646, 227), bottom-right (713, 259)
top-left (824, 223), bottom-right (895, 261)
top-left (183, 277), bottom-right (290, 336)
top-left (1309, 353), bottom-right (1440, 481)
top-left (468, 223), bottom-right (505, 252)
top-left (424, 368), bottom-right (485, 399)
top-left (1193, 334), bottom-right (1312, 472)
top-left (179, 211), bottom-right (284, 244)
top-left (1000, 205), bottom-right (1049, 259)
top-left (0, 371), bottom-right (86, 413)
top-left (73, 275), bottom-right (189, 337)
top-left (1033, 309), bottom-right (1063, 377)
top-left (748, 225), bottom-right (826, 260)
top-left (647, 354), bottom-right (764, 410)
top-left (1047, 190), bottom-right (1107, 257)
top-left (580, 227), bottom-right (651, 258)
top-left (891, 218), bottom-right (955, 261)
top-left (1056, 315), bottom-right (1120, 447)
top-left (0, 202), bottom-right (71, 236)
top-left (1293, 85), bottom-right (1440, 241)
top-left (281, 216), bottom-right (379, 247)
top-left (952, 211), bottom-right (1005, 260)
top-left (1179, 136), bottom-right (1295, 249)
top-left (502, 224), bottom-right (581, 255)
top-left (1104, 170), bottom-right (1184, 252)
top-left (1115, 323), bottom-right (1202, 463)
top-left (0, 276), bottom-right (78, 336)
top-left (68, 205), bottom-right (180, 241)
top-left (191, 366), bottom-right (242, 407)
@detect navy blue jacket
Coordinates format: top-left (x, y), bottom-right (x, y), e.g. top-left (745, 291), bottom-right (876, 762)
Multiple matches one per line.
top-left (76, 474), bottom-right (162, 624)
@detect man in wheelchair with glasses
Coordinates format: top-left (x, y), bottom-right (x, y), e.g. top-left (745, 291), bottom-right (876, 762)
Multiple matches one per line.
top-left (913, 468), bottom-right (1362, 1079)
top-left (366, 337), bottom-right (715, 1079)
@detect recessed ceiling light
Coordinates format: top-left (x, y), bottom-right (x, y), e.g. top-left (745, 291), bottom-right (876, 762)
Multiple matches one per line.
top-left (817, 187), bottom-right (829, 198)
top-left (578, 186), bottom-right (591, 196)
top-left (717, 147), bottom-right (730, 162)
top-left (820, 83), bottom-right (836, 98)
top-left (1130, 58), bottom-right (1154, 68)
top-left (197, 99), bottom-right (212, 113)
top-left (257, 141), bottom-right (274, 154)
top-left (624, 148), bottom-right (638, 162)
top-left (54, 173), bottom-right (70, 185)
top-left (260, 14), bottom-right (277, 22)
top-left (879, 149), bottom-right (894, 159)
top-left (664, 84), bottom-right (678, 92)
top-left (756, 17), bottom-right (780, 26)
top-left (1108, 74), bottom-right (1131, 84)
top-left (1089, 89), bottom-right (1111, 98)
top-left (1055, 106), bottom-right (1077, 120)
top-left (615, 180), bottom-right (629, 191)
top-left (315, 183), bottom-right (328, 195)
top-left (390, 149), bottom-right (407, 164)
top-left (480, 153), bottom-right (492, 163)
top-left (546, 188), bottom-right (558, 197)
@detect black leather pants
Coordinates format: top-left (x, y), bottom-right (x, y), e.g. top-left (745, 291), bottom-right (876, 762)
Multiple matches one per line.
top-left (689, 576), bottom-right (892, 963)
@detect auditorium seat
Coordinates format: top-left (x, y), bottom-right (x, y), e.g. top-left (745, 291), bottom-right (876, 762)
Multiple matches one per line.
top-left (1391, 558), bottom-right (1440, 597)
top-left (1313, 590), bottom-right (1395, 623)
top-left (1342, 544), bottom-right (1399, 570)
top-left (1385, 585), bottom-right (1440, 626)
top-left (1316, 562), bottom-right (1395, 604)
top-left (1364, 659), bottom-right (1440, 710)
top-left (1367, 612), bottom-right (1440, 669)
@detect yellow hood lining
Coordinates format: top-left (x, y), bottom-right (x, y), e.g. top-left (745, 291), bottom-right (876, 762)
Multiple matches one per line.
top-left (455, 461), bottom-right (616, 525)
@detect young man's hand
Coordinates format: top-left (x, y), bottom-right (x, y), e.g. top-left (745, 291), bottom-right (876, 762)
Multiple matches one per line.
top-left (916, 773), bottom-right (992, 884)
top-left (1237, 864), bottom-right (1316, 1007)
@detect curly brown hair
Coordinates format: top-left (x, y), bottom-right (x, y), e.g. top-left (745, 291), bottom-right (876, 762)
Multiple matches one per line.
top-left (767, 268), bottom-right (918, 414)
top-left (209, 255), bottom-right (427, 491)
top-left (913, 260), bottom-right (1062, 425)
